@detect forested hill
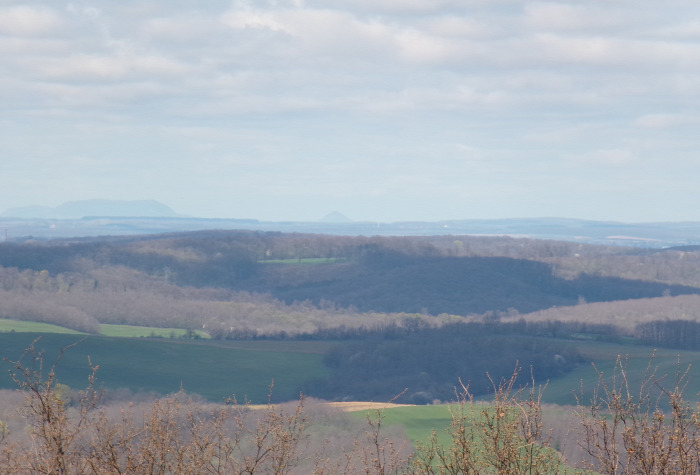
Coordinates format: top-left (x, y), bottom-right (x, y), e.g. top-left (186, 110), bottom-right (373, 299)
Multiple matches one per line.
top-left (263, 253), bottom-right (698, 315)
top-left (1, 231), bottom-right (699, 319)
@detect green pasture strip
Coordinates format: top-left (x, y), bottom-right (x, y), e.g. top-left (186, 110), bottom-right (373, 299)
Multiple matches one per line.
top-left (541, 341), bottom-right (700, 406)
top-left (350, 404), bottom-right (575, 471)
top-left (0, 318), bottom-right (85, 335)
top-left (258, 257), bottom-right (344, 265)
top-left (99, 323), bottom-right (210, 339)
top-left (364, 404), bottom-right (455, 448)
top-left (0, 333), bottom-right (328, 403)
top-left (350, 404), bottom-right (542, 448)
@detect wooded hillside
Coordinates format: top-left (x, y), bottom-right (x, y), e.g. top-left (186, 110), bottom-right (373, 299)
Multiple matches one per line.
top-left (1, 231), bottom-right (699, 335)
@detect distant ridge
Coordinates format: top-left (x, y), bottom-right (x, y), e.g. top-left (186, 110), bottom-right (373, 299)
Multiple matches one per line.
top-left (2, 199), bottom-right (180, 219)
top-left (2, 211), bottom-right (700, 247)
top-left (320, 211), bottom-right (353, 223)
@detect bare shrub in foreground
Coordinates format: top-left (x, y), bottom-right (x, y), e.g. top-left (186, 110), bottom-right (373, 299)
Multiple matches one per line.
top-left (410, 367), bottom-right (566, 474)
top-left (311, 398), bottom-right (412, 475)
top-left (3, 338), bottom-right (99, 474)
top-left (575, 352), bottom-right (700, 474)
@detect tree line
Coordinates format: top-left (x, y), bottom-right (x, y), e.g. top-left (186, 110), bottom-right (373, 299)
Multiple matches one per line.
top-left (635, 319), bottom-right (700, 350)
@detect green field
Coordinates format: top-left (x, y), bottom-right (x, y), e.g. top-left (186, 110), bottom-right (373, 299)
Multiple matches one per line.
top-left (352, 404), bottom-right (455, 448)
top-left (0, 318), bottom-right (85, 335)
top-left (354, 403), bottom-right (565, 446)
top-left (541, 341), bottom-right (700, 406)
top-left (351, 404), bottom-right (573, 472)
top-left (0, 319), bottom-right (210, 339)
top-left (0, 333), bottom-right (329, 403)
top-left (99, 323), bottom-right (210, 339)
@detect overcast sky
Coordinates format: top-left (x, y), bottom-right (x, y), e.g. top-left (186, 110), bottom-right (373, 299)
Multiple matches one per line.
top-left (2, 1), bottom-right (700, 222)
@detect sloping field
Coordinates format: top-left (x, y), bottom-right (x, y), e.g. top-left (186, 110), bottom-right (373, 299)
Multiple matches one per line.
top-left (99, 323), bottom-right (209, 339)
top-left (0, 333), bottom-right (328, 403)
top-left (367, 404), bottom-right (455, 447)
top-left (0, 319), bottom-right (210, 339)
top-left (0, 318), bottom-right (84, 334)
top-left (541, 341), bottom-right (700, 406)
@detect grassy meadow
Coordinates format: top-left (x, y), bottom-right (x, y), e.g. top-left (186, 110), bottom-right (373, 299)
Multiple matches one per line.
top-left (99, 323), bottom-right (210, 339)
top-left (541, 341), bottom-right (700, 406)
top-left (0, 332), bottom-right (329, 403)
top-left (0, 318), bottom-right (85, 335)
top-left (0, 319), bottom-right (210, 339)
top-left (352, 404), bottom-right (455, 448)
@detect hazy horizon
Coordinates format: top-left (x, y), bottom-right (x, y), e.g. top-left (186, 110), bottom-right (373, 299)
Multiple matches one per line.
top-left (4, 197), bottom-right (700, 225)
top-left (2, 1), bottom-right (700, 223)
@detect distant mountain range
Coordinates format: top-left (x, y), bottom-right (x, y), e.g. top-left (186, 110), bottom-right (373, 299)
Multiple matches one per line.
top-left (3, 200), bottom-right (700, 247)
top-left (2, 200), bottom-right (181, 219)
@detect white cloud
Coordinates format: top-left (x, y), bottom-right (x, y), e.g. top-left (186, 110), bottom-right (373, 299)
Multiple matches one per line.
top-left (66, 4), bottom-right (101, 20)
top-left (522, 3), bottom-right (639, 32)
top-left (654, 20), bottom-right (700, 40)
top-left (221, 9), bottom-right (290, 33)
top-left (28, 52), bottom-right (189, 82)
top-left (423, 16), bottom-right (506, 40)
top-left (306, 0), bottom-right (472, 14)
top-left (0, 6), bottom-right (63, 36)
top-left (634, 113), bottom-right (690, 129)
top-left (141, 15), bottom-right (225, 43)
top-left (395, 28), bottom-right (454, 63)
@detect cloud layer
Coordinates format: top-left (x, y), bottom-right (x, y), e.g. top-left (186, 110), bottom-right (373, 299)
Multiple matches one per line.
top-left (2, 1), bottom-right (700, 222)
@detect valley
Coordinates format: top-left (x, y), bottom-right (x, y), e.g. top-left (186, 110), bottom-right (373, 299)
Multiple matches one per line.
top-left (2, 228), bottom-right (700, 471)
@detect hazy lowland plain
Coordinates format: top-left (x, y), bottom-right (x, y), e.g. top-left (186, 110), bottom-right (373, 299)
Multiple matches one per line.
top-left (3, 222), bottom-right (700, 471)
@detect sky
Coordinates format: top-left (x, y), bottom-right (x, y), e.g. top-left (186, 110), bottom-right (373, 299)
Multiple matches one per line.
top-left (2, 0), bottom-right (700, 223)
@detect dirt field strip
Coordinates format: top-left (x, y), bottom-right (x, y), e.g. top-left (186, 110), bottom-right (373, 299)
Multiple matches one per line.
top-left (244, 401), bottom-right (416, 411)
top-left (326, 401), bottom-right (416, 412)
